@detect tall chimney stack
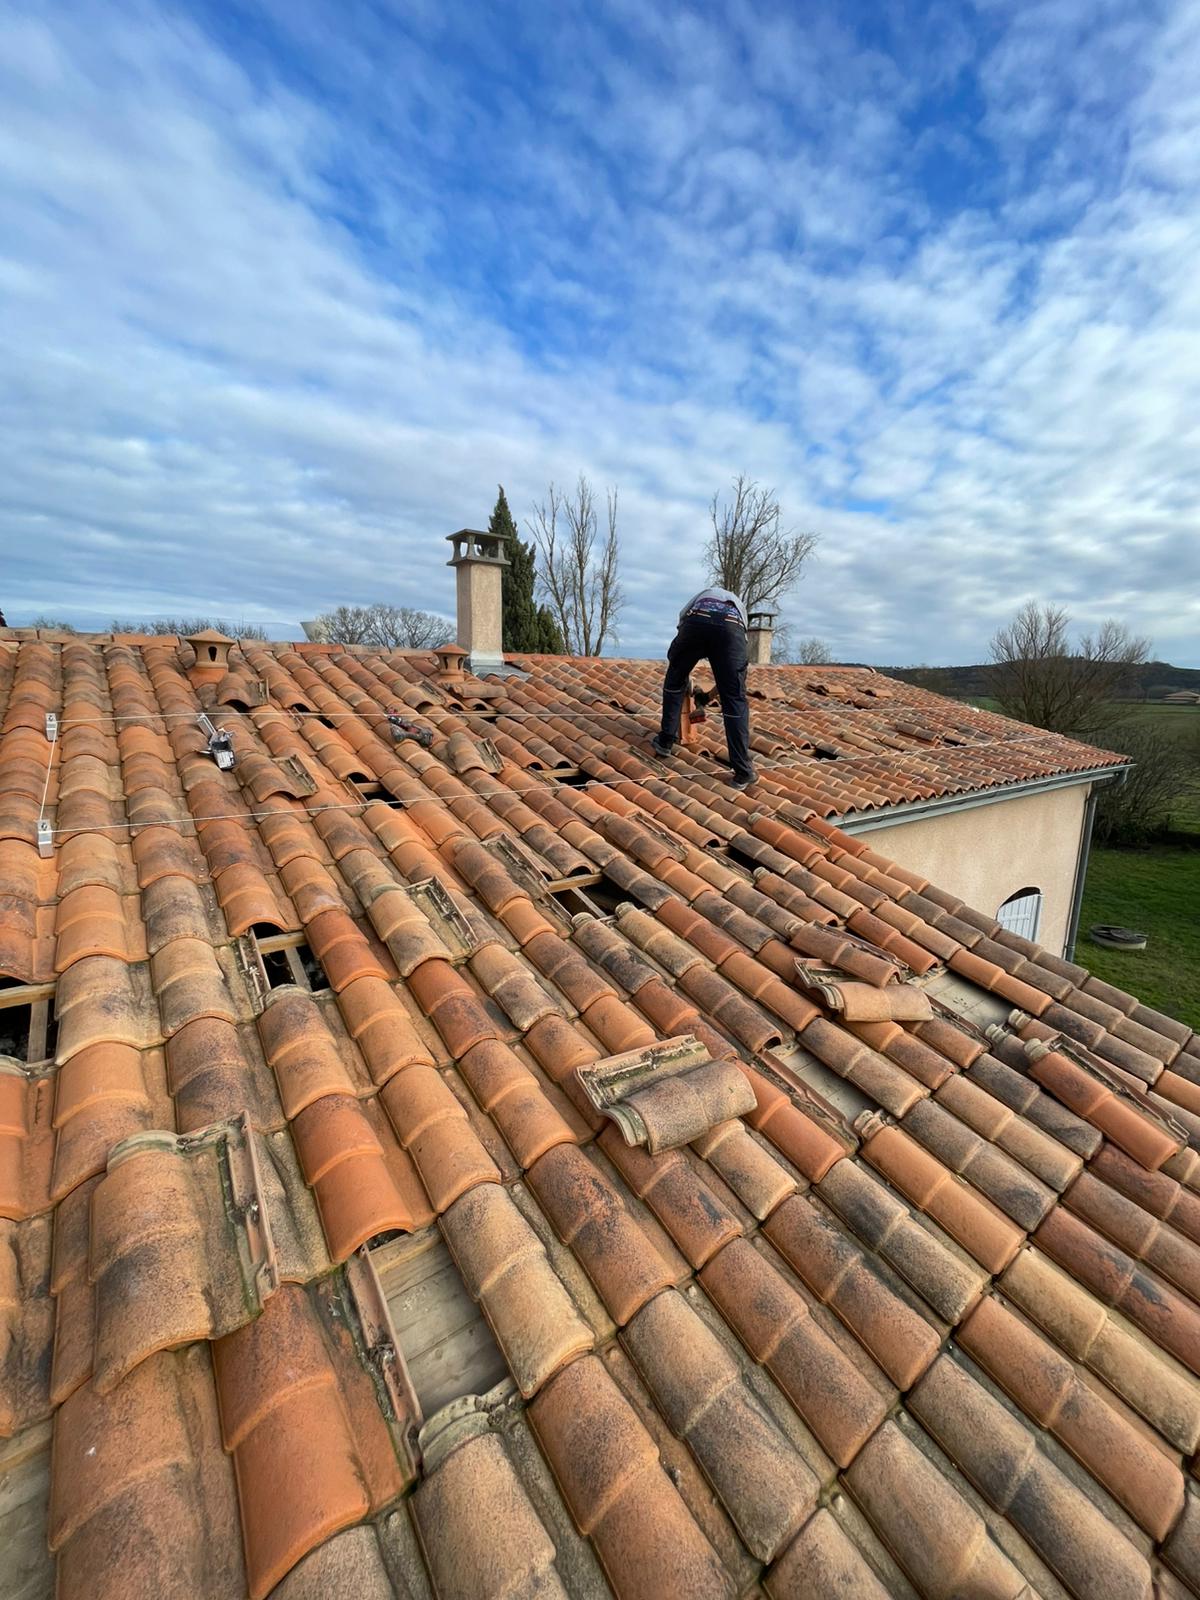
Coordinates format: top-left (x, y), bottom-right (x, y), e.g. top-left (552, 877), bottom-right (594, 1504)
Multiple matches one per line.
top-left (746, 610), bottom-right (776, 666)
top-left (445, 527), bottom-right (510, 675)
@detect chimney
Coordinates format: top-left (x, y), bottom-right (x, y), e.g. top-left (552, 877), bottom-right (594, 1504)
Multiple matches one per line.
top-left (746, 610), bottom-right (775, 666)
top-left (446, 527), bottom-right (509, 675)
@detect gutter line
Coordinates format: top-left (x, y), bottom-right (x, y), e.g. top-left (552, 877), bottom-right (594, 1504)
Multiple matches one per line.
top-left (834, 763), bottom-right (1127, 835)
top-left (1064, 786), bottom-right (1099, 962)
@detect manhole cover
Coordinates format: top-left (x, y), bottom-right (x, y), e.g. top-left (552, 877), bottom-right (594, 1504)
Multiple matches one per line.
top-left (1088, 924), bottom-right (1148, 950)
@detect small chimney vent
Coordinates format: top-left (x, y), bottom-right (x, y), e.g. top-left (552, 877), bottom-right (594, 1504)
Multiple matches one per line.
top-left (746, 610), bottom-right (776, 666)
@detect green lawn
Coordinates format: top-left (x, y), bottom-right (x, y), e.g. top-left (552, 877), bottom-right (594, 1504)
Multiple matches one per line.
top-left (965, 696), bottom-right (1200, 746)
top-left (1077, 838), bottom-right (1200, 1032)
top-left (958, 695), bottom-right (1200, 1029)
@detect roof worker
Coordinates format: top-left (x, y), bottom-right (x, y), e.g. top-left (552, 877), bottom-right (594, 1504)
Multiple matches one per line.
top-left (652, 585), bottom-right (756, 789)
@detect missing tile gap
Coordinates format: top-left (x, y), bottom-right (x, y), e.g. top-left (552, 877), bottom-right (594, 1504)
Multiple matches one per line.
top-left (0, 992), bottom-right (56, 1065)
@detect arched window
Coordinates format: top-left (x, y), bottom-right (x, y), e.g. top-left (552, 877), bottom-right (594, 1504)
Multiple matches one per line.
top-left (996, 886), bottom-right (1043, 942)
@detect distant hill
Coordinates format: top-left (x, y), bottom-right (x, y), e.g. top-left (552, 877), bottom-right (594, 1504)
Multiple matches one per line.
top-left (881, 659), bottom-right (1200, 702)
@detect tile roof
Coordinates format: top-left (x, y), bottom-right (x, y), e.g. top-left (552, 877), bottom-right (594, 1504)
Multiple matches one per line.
top-left (0, 630), bottom-right (1195, 1599)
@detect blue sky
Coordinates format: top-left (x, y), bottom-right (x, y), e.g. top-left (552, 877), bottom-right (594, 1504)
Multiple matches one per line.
top-left (3, 0), bottom-right (1199, 663)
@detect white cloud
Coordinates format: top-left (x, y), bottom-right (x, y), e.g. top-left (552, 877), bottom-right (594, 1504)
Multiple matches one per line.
top-left (1, 0), bottom-right (1198, 666)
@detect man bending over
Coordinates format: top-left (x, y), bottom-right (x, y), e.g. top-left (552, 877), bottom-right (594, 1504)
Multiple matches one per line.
top-left (652, 586), bottom-right (755, 789)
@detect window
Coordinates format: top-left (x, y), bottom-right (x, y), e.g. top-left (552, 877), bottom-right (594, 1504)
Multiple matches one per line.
top-left (996, 887), bottom-right (1043, 942)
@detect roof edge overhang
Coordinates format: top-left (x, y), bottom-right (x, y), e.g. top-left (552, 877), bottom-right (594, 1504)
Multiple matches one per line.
top-left (835, 761), bottom-right (1130, 834)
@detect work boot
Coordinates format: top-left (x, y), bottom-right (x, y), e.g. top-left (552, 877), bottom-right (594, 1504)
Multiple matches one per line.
top-left (730, 771), bottom-right (757, 791)
top-left (651, 736), bottom-right (673, 759)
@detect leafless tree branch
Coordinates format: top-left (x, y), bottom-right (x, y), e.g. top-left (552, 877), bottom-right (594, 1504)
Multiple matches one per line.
top-left (704, 473), bottom-right (819, 612)
top-left (529, 474), bottom-right (624, 655)
top-left (986, 600), bottom-right (1150, 738)
top-left (314, 603), bottom-right (453, 650)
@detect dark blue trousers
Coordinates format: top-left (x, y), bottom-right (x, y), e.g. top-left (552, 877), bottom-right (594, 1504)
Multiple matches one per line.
top-left (658, 614), bottom-right (753, 781)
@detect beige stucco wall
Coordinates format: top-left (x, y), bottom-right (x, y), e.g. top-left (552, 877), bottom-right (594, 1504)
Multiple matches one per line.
top-left (856, 783), bottom-right (1091, 956)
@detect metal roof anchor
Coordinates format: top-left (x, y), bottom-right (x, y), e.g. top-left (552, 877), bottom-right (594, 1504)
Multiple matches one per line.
top-left (45, 712), bottom-right (58, 740)
top-left (198, 712), bottom-right (237, 770)
top-left (37, 818), bottom-right (53, 858)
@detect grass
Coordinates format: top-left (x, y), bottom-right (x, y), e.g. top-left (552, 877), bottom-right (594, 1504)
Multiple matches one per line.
top-left (1077, 834), bottom-right (1200, 1032)
top-left (957, 696), bottom-right (1200, 1029)
top-left (965, 696), bottom-right (1200, 746)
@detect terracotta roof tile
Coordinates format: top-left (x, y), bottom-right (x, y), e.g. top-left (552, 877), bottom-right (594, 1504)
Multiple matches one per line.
top-left (332, 972), bottom-right (434, 1084)
top-left (528, 1353), bottom-right (731, 1599)
top-left (166, 1015), bottom-right (284, 1132)
top-left (0, 1211), bottom-right (53, 1436)
top-left (49, 1345), bottom-right (246, 1600)
top-left (379, 1061), bottom-right (500, 1212)
top-left (765, 1508), bottom-right (893, 1599)
top-left (1064, 1168), bottom-right (1200, 1301)
top-left (413, 1429), bottom-right (566, 1599)
top-left (86, 1120), bottom-right (281, 1392)
top-left (1001, 1245), bottom-right (1200, 1453)
top-left (456, 1037), bottom-right (577, 1167)
top-left (764, 1193), bottom-right (942, 1388)
top-left (291, 1093), bottom-right (420, 1258)
top-left (1163, 1492), bottom-right (1200, 1596)
top-left (909, 1353), bottom-right (1153, 1599)
top-left (54, 955), bottom-right (157, 1062)
top-left (1, 636), bottom-right (1192, 1597)
top-left (818, 1156), bottom-right (989, 1325)
top-left (700, 1236), bottom-right (893, 1466)
top-left (1033, 1205), bottom-right (1200, 1376)
top-left (257, 987), bottom-right (364, 1115)
top-left (50, 1041), bottom-right (169, 1202)
top-left (598, 1126), bottom-right (744, 1268)
top-left (799, 1017), bottom-right (926, 1116)
top-left (900, 1098), bottom-right (1057, 1230)
top-left (958, 1293), bottom-right (1185, 1539)
top-left (526, 1144), bottom-right (680, 1324)
top-left (406, 958), bottom-right (498, 1057)
top-left (150, 936), bottom-right (240, 1036)
top-left (0, 1067), bottom-right (53, 1222)
top-left (440, 1182), bottom-right (593, 1396)
top-left (213, 1277), bottom-right (414, 1598)
top-left (844, 1418), bottom-right (1031, 1599)
top-left (933, 1070), bottom-right (1082, 1192)
top-left (1090, 1142), bottom-right (1200, 1245)
top-left (690, 1117), bottom-right (799, 1219)
top-left (622, 1287), bottom-right (818, 1560)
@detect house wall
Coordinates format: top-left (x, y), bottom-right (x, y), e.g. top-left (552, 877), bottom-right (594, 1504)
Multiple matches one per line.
top-left (860, 783), bottom-right (1091, 956)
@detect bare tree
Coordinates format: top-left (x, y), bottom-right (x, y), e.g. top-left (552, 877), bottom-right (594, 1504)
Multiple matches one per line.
top-left (110, 615), bottom-right (268, 638)
top-left (1093, 724), bottom-right (1198, 844)
top-left (529, 474), bottom-right (624, 655)
top-left (704, 474), bottom-right (818, 612)
top-left (769, 623), bottom-right (832, 664)
top-left (987, 601), bottom-right (1149, 739)
top-left (27, 615), bottom-right (77, 632)
top-left (314, 604), bottom-right (452, 649)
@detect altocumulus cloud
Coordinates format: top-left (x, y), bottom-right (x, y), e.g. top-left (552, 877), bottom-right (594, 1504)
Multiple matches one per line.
top-left (1, 0), bottom-right (1198, 663)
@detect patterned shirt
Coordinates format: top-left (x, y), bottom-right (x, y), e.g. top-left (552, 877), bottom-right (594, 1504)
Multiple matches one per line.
top-left (680, 587), bottom-right (748, 627)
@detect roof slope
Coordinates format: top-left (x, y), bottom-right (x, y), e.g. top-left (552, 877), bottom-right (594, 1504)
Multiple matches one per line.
top-left (0, 634), bottom-right (1196, 1600)
top-left (499, 652), bottom-right (1127, 816)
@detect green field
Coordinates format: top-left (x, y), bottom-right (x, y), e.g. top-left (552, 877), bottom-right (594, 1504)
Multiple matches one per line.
top-left (960, 698), bottom-right (1200, 1031)
top-left (966, 697), bottom-right (1200, 746)
top-left (1078, 837), bottom-right (1200, 1032)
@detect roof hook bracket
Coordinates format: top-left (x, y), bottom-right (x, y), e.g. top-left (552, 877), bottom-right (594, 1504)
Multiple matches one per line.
top-left (197, 712), bottom-right (237, 770)
top-left (37, 818), bottom-right (54, 858)
top-left (45, 712), bottom-right (58, 740)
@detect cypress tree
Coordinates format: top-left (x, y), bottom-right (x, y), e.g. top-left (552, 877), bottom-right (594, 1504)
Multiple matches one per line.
top-left (495, 486), bottom-right (563, 652)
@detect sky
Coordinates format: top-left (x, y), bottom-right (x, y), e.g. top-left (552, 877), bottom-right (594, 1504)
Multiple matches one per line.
top-left (2, 0), bottom-right (1199, 665)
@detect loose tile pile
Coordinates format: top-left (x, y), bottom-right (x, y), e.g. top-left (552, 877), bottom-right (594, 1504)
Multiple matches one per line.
top-left (0, 632), bottom-right (1196, 1600)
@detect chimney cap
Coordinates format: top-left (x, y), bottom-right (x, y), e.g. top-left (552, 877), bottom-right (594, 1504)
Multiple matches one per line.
top-left (747, 610), bottom-right (777, 628)
top-left (184, 626), bottom-right (236, 644)
top-left (446, 528), bottom-right (510, 567)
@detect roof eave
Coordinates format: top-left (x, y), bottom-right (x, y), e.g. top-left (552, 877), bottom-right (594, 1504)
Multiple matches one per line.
top-left (835, 762), bottom-right (1131, 834)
